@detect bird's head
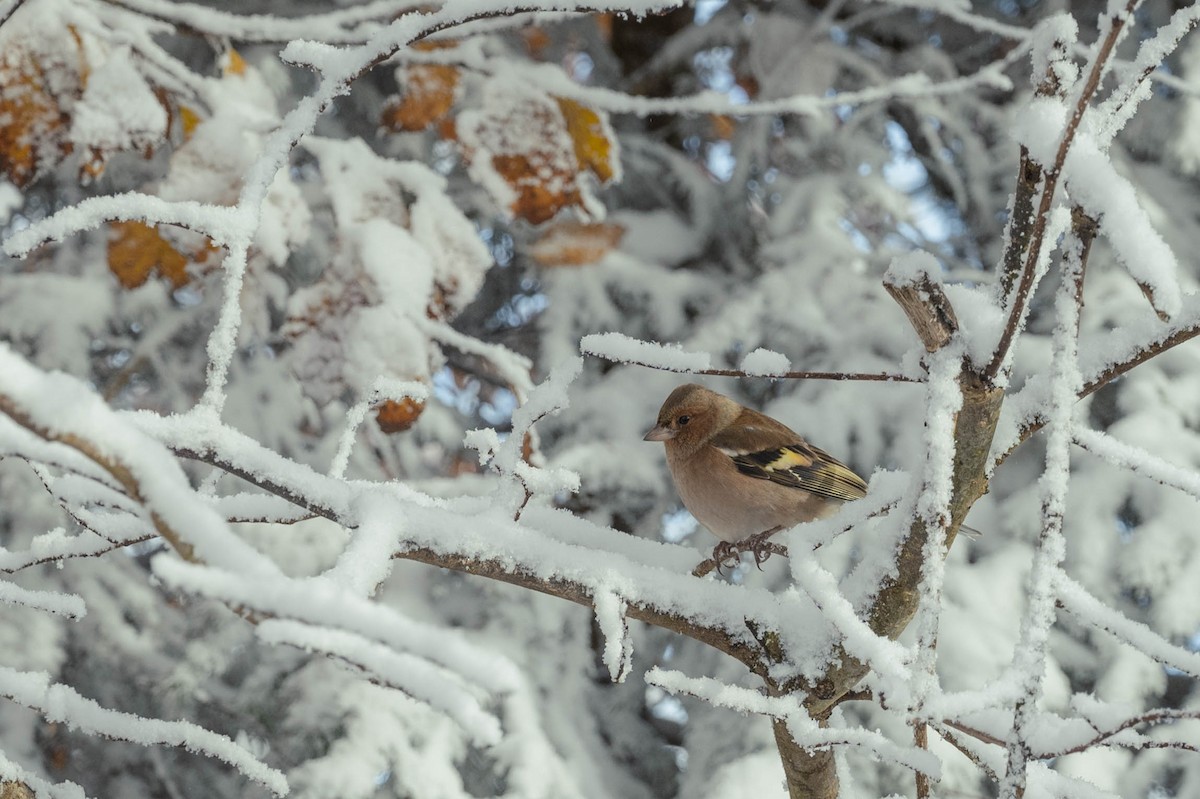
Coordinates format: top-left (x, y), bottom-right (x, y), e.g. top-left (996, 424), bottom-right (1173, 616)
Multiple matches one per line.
top-left (643, 383), bottom-right (740, 455)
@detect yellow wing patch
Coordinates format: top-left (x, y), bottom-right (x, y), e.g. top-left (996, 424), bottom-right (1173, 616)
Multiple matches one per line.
top-left (730, 444), bottom-right (867, 503)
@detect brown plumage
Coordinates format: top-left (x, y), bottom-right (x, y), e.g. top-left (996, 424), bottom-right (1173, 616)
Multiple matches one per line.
top-left (644, 384), bottom-right (867, 543)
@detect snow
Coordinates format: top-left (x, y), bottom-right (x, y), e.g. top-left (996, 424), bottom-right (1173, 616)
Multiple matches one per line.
top-left (256, 619), bottom-right (502, 744)
top-left (1029, 14), bottom-right (1079, 91)
top-left (0, 345), bottom-right (283, 578)
top-left (1055, 573), bottom-right (1200, 679)
top-left (1011, 96), bottom-right (1068, 166)
top-left (646, 668), bottom-right (942, 778)
top-left (739, 348), bottom-right (792, 376)
top-left (884, 251), bottom-right (940, 288)
top-left (0, 665), bottom-right (288, 795)
top-left (908, 345), bottom-right (965, 708)
top-left (0, 750), bottom-right (88, 799)
top-left (68, 48), bottom-right (168, 160)
top-left (593, 589), bottom-right (632, 682)
top-left (0, 581), bottom-right (86, 619)
top-left (999, 211), bottom-right (1086, 799)
top-left (580, 332), bottom-right (714, 372)
top-left (1064, 135), bottom-right (1182, 320)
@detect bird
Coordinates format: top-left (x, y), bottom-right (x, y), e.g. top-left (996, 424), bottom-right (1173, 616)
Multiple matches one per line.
top-left (643, 384), bottom-right (867, 559)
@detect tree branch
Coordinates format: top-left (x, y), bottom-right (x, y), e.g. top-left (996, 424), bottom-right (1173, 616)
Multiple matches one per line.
top-left (393, 546), bottom-right (768, 677)
top-left (994, 316), bottom-right (1200, 467)
top-left (883, 271), bottom-right (959, 353)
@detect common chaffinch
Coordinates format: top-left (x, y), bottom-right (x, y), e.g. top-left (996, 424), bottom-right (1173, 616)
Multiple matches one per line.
top-left (643, 384), bottom-right (867, 546)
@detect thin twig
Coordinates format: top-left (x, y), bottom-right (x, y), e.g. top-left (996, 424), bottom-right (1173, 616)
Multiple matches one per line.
top-left (983, 0), bottom-right (1142, 384)
top-left (591, 357), bottom-right (921, 383)
top-left (943, 720), bottom-right (1006, 748)
top-left (932, 724), bottom-right (1001, 782)
top-left (0, 0), bottom-right (28, 30)
top-left (995, 318), bottom-right (1200, 467)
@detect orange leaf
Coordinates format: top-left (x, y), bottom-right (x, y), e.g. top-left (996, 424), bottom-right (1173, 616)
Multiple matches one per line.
top-left (381, 64), bottom-right (460, 132)
top-left (459, 88), bottom-right (591, 224)
top-left (107, 221), bottom-right (191, 290)
top-left (522, 27), bottom-right (551, 56)
top-left (530, 220), bottom-right (624, 267)
top-left (376, 397), bottom-right (425, 433)
top-left (555, 97), bottom-right (617, 183)
top-left (0, 43), bottom-right (77, 187)
top-left (710, 114), bottom-right (736, 141)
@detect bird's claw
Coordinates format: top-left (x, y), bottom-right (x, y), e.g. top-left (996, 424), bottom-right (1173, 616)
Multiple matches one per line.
top-left (708, 527), bottom-right (785, 575)
top-left (710, 541), bottom-right (741, 575)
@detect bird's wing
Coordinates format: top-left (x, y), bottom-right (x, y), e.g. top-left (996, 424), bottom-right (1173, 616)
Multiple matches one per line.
top-left (711, 435), bottom-right (869, 503)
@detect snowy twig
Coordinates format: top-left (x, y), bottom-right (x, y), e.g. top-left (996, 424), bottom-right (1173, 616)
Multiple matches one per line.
top-left (943, 720), bottom-right (1005, 748)
top-left (913, 721), bottom-right (931, 799)
top-left (646, 669), bottom-right (942, 777)
top-left (998, 147), bottom-right (1043, 299)
top-left (0, 666), bottom-right (287, 795)
top-left (0, 751), bottom-right (89, 799)
top-left (581, 333), bottom-right (918, 382)
top-left (257, 619), bottom-right (503, 744)
top-left (2, 195), bottom-right (242, 257)
top-left (1096, 5), bottom-right (1200, 141)
top-left (1038, 707), bottom-right (1200, 758)
top-left (603, 360), bottom-right (918, 382)
top-left (908, 346), bottom-right (964, 727)
top-left (984, 0), bottom-right (1142, 385)
top-left (1073, 427), bottom-right (1200, 502)
top-left (998, 314), bottom-right (1200, 464)
top-left (0, 349), bottom-right (282, 576)
top-left (396, 544), bottom-right (768, 678)
top-left (0, 581), bottom-right (86, 619)
top-left (406, 41), bottom-right (1017, 118)
top-left (103, 0), bottom-right (422, 43)
top-left (999, 173), bottom-right (1088, 798)
top-left (1055, 572), bottom-right (1200, 678)
top-left (0, 532), bottom-right (153, 574)
top-left (931, 723), bottom-right (1001, 782)
top-left (0, 0), bottom-right (27, 30)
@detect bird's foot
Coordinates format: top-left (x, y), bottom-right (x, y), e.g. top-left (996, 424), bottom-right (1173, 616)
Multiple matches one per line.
top-left (698, 527), bottom-right (787, 577)
top-left (709, 540), bottom-right (741, 575)
top-left (741, 526), bottom-right (786, 570)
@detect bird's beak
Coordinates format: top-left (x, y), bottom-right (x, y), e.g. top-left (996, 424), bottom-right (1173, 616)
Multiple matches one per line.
top-left (643, 424), bottom-right (675, 442)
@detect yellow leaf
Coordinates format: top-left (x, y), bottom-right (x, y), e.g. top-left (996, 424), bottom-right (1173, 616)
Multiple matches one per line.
top-left (107, 221), bottom-right (191, 290)
top-left (555, 97), bottom-right (616, 183)
top-left (179, 105), bottom-right (201, 140)
top-left (222, 49), bottom-right (247, 77)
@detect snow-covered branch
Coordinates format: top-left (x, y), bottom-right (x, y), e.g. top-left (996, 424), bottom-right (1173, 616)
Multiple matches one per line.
top-left (0, 666), bottom-right (287, 796)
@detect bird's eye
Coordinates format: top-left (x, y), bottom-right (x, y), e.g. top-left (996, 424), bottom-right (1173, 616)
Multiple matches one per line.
top-left (677, 415), bottom-right (691, 426)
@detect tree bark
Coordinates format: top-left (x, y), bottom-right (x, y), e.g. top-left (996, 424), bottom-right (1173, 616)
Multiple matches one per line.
top-left (773, 718), bottom-right (838, 799)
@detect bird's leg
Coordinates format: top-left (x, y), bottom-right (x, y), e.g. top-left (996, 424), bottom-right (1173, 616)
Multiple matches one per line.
top-left (705, 526), bottom-right (787, 575)
top-left (742, 526), bottom-right (786, 569)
